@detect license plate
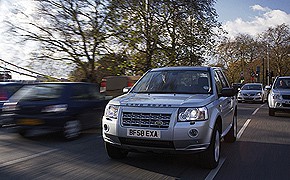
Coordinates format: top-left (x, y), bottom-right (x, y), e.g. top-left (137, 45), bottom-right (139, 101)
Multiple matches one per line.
top-left (244, 97), bottom-right (253, 100)
top-left (17, 119), bottom-right (43, 125)
top-left (127, 128), bottom-right (161, 139)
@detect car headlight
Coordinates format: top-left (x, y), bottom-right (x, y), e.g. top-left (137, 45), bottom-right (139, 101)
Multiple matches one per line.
top-left (178, 107), bottom-right (208, 122)
top-left (105, 105), bottom-right (119, 119)
top-left (256, 92), bottom-right (261, 96)
top-left (42, 104), bottom-right (68, 113)
top-left (2, 102), bottom-right (19, 112)
top-left (272, 93), bottom-right (282, 100)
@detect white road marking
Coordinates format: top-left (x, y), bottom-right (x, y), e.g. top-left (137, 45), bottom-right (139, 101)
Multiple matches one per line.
top-left (252, 104), bottom-right (265, 115)
top-left (0, 149), bottom-right (58, 168)
top-left (252, 108), bottom-right (259, 115)
top-left (238, 105), bottom-right (263, 139)
top-left (205, 157), bottom-right (226, 180)
top-left (237, 118), bottom-right (251, 139)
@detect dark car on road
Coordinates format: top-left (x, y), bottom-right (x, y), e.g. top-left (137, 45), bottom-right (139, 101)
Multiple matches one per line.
top-left (1, 82), bottom-right (111, 140)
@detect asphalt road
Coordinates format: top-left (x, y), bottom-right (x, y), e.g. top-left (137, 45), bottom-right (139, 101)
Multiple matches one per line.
top-left (0, 102), bottom-right (289, 180)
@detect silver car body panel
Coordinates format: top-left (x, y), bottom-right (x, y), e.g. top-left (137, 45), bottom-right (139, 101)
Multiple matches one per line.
top-left (268, 76), bottom-right (290, 110)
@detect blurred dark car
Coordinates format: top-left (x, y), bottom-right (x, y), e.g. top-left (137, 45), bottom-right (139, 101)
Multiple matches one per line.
top-left (0, 82), bottom-right (24, 112)
top-left (1, 82), bottom-right (111, 140)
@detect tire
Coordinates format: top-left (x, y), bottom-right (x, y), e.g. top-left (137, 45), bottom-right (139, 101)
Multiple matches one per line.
top-left (269, 108), bottom-right (275, 116)
top-left (63, 120), bottom-right (81, 140)
top-left (200, 125), bottom-right (221, 169)
top-left (105, 142), bottom-right (128, 159)
top-left (224, 110), bottom-right (237, 143)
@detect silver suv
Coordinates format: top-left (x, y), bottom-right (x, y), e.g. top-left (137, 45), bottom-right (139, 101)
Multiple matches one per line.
top-left (268, 76), bottom-right (290, 116)
top-left (102, 66), bottom-right (237, 169)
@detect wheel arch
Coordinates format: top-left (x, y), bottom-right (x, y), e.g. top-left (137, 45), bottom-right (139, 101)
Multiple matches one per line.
top-left (208, 107), bottom-right (222, 132)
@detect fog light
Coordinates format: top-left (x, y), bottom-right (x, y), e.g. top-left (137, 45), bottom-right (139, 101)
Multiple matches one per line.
top-left (188, 129), bottom-right (198, 138)
top-left (104, 124), bottom-right (110, 132)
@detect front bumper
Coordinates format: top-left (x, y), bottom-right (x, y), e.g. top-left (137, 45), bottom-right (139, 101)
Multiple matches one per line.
top-left (238, 95), bottom-right (263, 102)
top-left (268, 98), bottom-right (290, 110)
top-left (0, 113), bottom-right (70, 133)
top-left (102, 115), bottom-right (213, 154)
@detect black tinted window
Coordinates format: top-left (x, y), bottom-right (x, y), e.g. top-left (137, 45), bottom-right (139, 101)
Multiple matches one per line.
top-left (71, 84), bottom-right (104, 100)
top-left (10, 84), bottom-right (63, 101)
top-left (214, 71), bottom-right (223, 94)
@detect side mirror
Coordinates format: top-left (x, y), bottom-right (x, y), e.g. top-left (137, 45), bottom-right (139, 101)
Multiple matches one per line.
top-left (265, 85), bottom-right (271, 90)
top-left (123, 87), bottom-right (131, 93)
top-left (220, 87), bottom-right (236, 97)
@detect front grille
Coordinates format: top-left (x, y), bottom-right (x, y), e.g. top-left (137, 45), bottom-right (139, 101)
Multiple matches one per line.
top-left (122, 112), bottom-right (171, 128)
top-left (282, 103), bottom-right (290, 107)
top-left (282, 95), bottom-right (290, 100)
top-left (119, 137), bottom-right (174, 148)
top-left (242, 93), bottom-right (255, 96)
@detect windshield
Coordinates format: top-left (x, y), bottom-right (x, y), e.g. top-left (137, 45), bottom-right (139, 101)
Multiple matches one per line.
top-left (241, 84), bottom-right (262, 90)
top-left (274, 78), bottom-right (290, 89)
top-left (10, 84), bottom-right (64, 101)
top-left (131, 70), bottom-right (212, 94)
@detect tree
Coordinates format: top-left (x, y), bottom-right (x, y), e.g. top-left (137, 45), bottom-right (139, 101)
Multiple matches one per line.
top-left (111, 0), bottom-right (221, 73)
top-left (6, 0), bottom-right (118, 82)
top-left (216, 24), bottom-right (290, 84)
top-left (6, 0), bottom-right (222, 80)
top-left (259, 23), bottom-right (290, 77)
top-left (217, 34), bottom-right (259, 83)
top-left (109, 0), bottom-right (162, 73)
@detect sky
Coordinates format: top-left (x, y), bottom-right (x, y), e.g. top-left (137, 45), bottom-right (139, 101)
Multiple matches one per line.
top-left (215, 0), bottom-right (290, 38)
top-left (0, 0), bottom-right (290, 80)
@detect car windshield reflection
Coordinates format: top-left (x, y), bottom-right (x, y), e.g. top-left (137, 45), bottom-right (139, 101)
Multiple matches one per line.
top-left (241, 85), bottom-right (262, 90)
top-left (274, 78), bottom-right (290, 89)
top-left (131, 70), bottom-right (212, 94)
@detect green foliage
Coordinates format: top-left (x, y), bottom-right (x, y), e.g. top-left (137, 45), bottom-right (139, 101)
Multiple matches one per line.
top-left (111, 0), bottom-right (221, 71)
top-left (7, 0), bottom-right (222, 81)
top-left (216, 24), bottom-right (290, 85)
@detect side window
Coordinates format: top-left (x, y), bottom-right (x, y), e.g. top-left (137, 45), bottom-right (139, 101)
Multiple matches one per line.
top-left (214, 71), bottom-right (223, 94)
top-left (71, 85), bottom-right (90, 100)
top-left (216, 70), bottom-right (230, 88)
top-left (88, 85), bottom-right (105, 100)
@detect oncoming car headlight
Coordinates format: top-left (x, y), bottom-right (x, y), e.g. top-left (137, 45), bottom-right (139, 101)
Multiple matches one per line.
top-left (178, 107), bottom-right (208, 122)
top-left (105, 105), bottom-right (119, 119)
top-left (271, 93), bottom-right (282, 100)
top-left (256, 92), bottom-right (261, 96)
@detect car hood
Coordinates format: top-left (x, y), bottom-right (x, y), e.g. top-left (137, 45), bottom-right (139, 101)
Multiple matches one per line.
top-left (110, 93), bottom-right (215, 107)
top-left (239, 90), bottom-right (261, 94)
